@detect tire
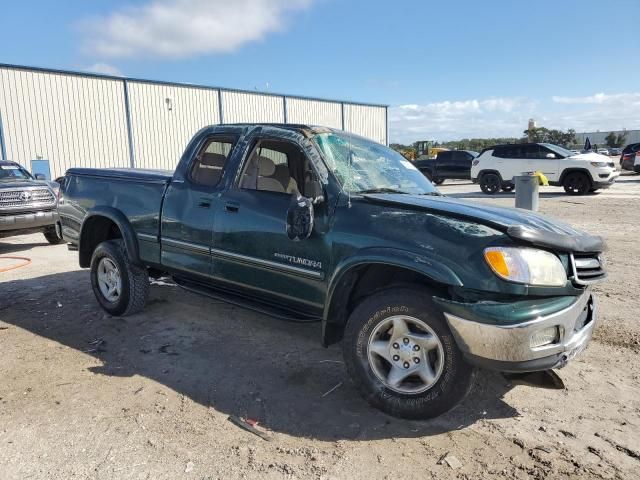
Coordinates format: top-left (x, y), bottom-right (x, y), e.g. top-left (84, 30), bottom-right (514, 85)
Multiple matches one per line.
top-left (501, 184), bottom-right (514, 192)
top-left (563, 172), bottom-right (591, 195)
top-left (90, 239), bottom-right (149, 316)
top-left (342, 287), bottom-right (474, 419)
top-left (43, 225), bottom-right (64, 244)
top-left (433, 178), bottom-right (445, 185)
top-left (480, 173), bottom-right (501, 195)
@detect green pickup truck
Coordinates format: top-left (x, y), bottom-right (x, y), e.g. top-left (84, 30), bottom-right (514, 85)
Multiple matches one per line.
top-left (59, 124), bottom-right (605, 419)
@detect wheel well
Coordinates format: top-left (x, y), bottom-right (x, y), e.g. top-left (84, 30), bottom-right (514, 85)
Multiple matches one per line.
top-left (79, 216), bottom-right (123, 268)
top-left (323, 264), bottom-right (449, 346)
top-left (478, 170), bottom-right (502, 182)
top-left (559, 168), bottom-right (593, 185)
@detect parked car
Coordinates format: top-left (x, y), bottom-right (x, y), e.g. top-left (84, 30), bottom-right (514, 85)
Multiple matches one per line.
top-left (0, 160), bottom-right (63, 243)
top-left (471, 143), bottom-right (619, 195)
top-left (596, 148), bottom-right (610, 156)
top-left (59, 124), bottom-right (605, 419)
top-left (620, 143), bottom-right (640, 172)
top-left (609, 148), bottom-right (622, 156)
top-left (414, 150), bottom-right (479, 185)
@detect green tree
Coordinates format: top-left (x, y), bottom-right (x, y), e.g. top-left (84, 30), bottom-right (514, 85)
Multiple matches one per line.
top-left (605, 132), bottom-right (618, 148)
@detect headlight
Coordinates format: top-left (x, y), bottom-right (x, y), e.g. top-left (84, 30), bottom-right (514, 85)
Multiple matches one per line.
top-left (590, 161), bottom-right (607, 167)
top-left (484, 247), bottom-right (566, 286)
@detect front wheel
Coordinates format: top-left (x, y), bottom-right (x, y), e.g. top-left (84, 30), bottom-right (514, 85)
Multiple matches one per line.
top-left (563, 172), bottom-right (591, 195)
top-left (501, 183), bottom-right (514, 192)
top-left (90, 239), bottom-right (149, 316)
top-left (480, 173), bottom-right (501, 194)
top-left (43, 225), bottom-right (64, 244)
top-left (342, 287), bottom-right (474, 419)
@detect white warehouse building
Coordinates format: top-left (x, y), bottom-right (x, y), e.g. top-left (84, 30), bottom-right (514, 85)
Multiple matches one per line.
top-left (0, 63), bottom-right (388, 179)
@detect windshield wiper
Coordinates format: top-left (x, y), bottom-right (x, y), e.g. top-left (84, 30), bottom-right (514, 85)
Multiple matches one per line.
top-left (356, 188), bottom-right (410, 195)
top-left (419, 191), bottom-right (442, 196)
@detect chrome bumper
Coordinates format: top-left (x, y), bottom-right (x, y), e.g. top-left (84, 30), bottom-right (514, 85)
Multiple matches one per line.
top-left (444, 290), bottom-right (596, 368)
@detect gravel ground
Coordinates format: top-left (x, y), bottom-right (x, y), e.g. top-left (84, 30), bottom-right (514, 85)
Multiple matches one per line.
top-left (1, 174), bottom-right (639, 479)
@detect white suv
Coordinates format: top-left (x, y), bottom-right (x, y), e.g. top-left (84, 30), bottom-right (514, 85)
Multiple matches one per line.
top-left (471, 143), bottom-right (619, 195)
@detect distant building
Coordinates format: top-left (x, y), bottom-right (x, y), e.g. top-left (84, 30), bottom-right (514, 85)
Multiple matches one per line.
top-left (573, 129), bottom-right (640, 147)
top-left (528, 118), bottom-right (537, 130)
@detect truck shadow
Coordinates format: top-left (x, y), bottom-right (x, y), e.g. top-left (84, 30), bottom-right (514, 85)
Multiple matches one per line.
top-left (1, 270), bottom-right (521, 441)
top-left (0, 239), bottom-right (50, 254)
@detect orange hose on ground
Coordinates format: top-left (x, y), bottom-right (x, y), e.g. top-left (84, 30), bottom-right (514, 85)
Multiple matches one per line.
top-left (0, 256), bottom-right (32, 273)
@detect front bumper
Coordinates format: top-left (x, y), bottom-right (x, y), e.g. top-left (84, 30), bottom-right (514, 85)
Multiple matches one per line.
top-left (593, 170), bottom-right (619, 188)
top-left (442, 290), bottom-right (596, 372)
top-left (0, 210), bottom-right (57, 233)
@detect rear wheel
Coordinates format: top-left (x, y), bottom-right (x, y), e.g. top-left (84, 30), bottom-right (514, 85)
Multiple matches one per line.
top-left (563, 172), bottom-right (591, 195)
top-left (342, 287), bottom-right (474, 419)
top-left (480, 173), bottom-right (501, 194)
top-left (90, 239), bottom-right (149, 316)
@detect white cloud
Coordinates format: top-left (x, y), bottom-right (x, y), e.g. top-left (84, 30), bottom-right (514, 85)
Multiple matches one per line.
top-left (84, 62), bottom-right (122, 76)
top-left (81, 0), bottom-right (313, 59)
top-left (389, 97), bottom-right (537, 144)
top-left (552, 92), bottom-right (640, 105)
top-left (390, 93), bottom-right (640, 144)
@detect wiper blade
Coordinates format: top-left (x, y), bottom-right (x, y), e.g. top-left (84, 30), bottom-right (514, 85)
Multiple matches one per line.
top-left (420, 191), bottom-right (442, 196)
top-left (357, 188), bottom-right (409, 194)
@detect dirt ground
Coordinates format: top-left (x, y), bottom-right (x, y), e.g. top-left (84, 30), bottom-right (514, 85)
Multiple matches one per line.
top-left (1, 174), bottom-right (639, 479)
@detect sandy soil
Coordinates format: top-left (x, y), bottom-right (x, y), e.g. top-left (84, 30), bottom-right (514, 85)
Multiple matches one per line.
top-left (1, 174), bottom-right (639, 479)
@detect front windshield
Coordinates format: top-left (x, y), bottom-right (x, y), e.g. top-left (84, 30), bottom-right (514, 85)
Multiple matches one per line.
top-left (542, 143), bottom-right (575, 158)
top-left (0, 165), bottom-right (32, 181)
top-left (314, 132), bottom-right (438, 195)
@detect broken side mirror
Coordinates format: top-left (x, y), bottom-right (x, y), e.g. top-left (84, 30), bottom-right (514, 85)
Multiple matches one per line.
top-left (305, 177), bottom-right (325, 205)
top-left (286, 194), bottom-right (314, 241)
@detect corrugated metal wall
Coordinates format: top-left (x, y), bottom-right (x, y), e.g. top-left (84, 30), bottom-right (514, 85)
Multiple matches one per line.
top-left (127, 82), bottom-right (220, 170)
top-left (221, 91), bottom-right (284, 124)
top-left (285, 98), bottom-right (342, 128)
top-left (0, 64), bottom-right (388, 178)
top-left (0, 66), bottom-right (130, 179)
top-left (344, 104), bottom-right (387, 145)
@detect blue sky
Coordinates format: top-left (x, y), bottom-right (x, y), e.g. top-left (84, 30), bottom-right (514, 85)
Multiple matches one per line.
top-left (1, 0), bottom-right (639, 143)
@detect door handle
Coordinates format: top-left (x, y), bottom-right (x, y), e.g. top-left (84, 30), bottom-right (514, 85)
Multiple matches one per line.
top-left (224, 201), bottom-right (240, 213)
top-left (197, 197), bottom-right (212, 209)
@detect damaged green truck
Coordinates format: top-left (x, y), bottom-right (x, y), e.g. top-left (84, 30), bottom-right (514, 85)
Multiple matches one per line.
top-left (59, 124), bottom-right (605, 419)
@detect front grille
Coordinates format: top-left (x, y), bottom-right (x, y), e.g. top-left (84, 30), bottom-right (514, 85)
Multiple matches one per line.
top-left (570, 253), bottom-right (606, 285)
top-left (0, 188), bottom-right (56, 210)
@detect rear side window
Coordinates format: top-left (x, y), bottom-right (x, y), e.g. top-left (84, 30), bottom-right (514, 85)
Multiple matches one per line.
top-left (190, 137), bottom-right (236, 186)
top-left (494, 145), bottom-right (523, 158)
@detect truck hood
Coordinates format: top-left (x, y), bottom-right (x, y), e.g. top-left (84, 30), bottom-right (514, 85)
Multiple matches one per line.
top-left (362, 193), bottom-right (604, 253)
top-left (0, 179), bottom-right (54, 189)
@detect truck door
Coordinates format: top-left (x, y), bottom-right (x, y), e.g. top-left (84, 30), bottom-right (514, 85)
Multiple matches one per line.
top-left (211, 133), bottom-right (329, 316)
top-left (160, 135), bottom-right (238, 278)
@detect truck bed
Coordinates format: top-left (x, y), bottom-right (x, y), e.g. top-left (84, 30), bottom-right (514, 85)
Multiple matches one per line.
top-left (60, 168), bottom-right (173, 265)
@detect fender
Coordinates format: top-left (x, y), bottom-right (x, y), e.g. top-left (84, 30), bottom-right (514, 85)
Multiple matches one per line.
top-left (323, 247), bottom-right (463, 319)
top-left (79, 206), bottom-right (141, 268)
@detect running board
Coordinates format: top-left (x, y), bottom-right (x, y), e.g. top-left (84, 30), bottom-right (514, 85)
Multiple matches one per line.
top-left (172, 276), bottom-right (321, 323)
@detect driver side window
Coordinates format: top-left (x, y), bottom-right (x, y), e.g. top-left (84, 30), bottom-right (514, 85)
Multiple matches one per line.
top-left (239, 139), bottom-right (313, 196)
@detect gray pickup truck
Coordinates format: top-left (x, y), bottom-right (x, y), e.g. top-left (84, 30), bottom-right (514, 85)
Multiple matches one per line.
top-left (59, 124), bottom-right (605, 419)
top-left (0, 160), bottom-right (63, 243)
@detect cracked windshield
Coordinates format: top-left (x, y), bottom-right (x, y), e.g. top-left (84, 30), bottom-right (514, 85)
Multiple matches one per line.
top-left (314, 132), bottom-right (438, 195)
